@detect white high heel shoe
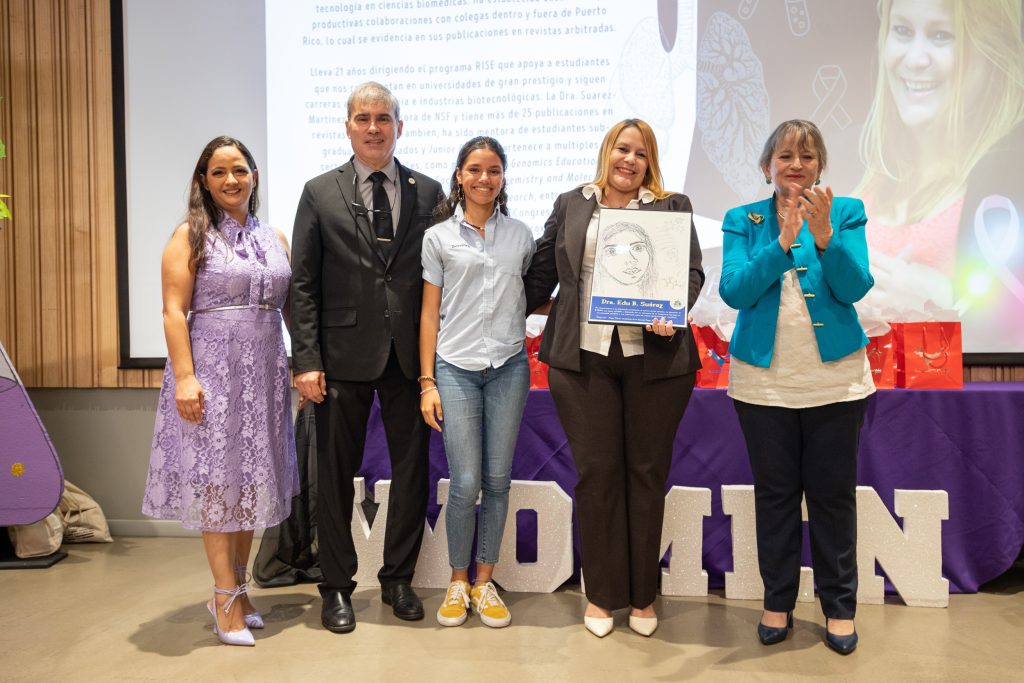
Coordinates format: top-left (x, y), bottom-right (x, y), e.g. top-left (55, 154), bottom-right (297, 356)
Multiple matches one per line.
top-left (584, 615), bottom-right (615, 637)
top-left (207, 585), bottom-right (256, 647)
top-left (628, 614), bottom-right (658, 637)
top-left (585, 606), bottom-right (614, 638)
top-left (234, 564), bottom-right (264, 629)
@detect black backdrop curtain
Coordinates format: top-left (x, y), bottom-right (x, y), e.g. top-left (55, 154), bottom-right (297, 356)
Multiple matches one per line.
top-left (253, 404), bottom-right (323, 587)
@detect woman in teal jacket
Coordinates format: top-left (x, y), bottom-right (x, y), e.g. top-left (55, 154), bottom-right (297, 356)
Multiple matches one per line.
top-left (720, 120), bottom-right (875, 655)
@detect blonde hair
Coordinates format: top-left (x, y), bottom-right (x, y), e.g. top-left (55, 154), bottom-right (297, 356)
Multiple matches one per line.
top-left (591, 119), bottom-right (672, 200)
top-left (857, 0), bottom-right (1024, 222)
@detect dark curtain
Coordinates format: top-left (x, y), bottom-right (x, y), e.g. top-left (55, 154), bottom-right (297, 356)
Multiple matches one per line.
top-left (253, 404), bottom-right (323, 587)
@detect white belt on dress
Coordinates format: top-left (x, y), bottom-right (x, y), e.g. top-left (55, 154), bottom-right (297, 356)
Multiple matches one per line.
top-left (190, 304), bottom-right (282, 314)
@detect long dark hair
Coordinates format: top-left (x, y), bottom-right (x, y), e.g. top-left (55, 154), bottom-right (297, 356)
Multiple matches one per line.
top-left (433, 136), bottom-right (509, 222)
top-left (186, 135), bottom-right (260, 272)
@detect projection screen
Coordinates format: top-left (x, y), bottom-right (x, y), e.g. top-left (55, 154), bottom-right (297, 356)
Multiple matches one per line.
top-left (116, 0), bottom-right (1024, 365)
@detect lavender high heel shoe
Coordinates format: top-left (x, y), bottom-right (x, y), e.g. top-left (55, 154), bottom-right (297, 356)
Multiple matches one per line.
top-left (207, 585), bottom-right (256, 647)
top-left (234, 564), bottom-right (264, 630)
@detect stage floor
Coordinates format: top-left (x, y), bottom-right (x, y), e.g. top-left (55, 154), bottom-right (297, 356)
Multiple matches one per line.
top-left (4, 538), bottom-right (1023, 682)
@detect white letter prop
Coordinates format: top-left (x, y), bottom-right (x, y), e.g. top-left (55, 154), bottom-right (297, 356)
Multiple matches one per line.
top-left (492, 480), bottom-right (574, 593)
top-left (856, 487), bottom-right (949, 608)
top-left (413, 479), bottom-right (455, 589)
top-left (722, 485), bottom-right (814, 602)
top-left (722, 485), bottom-right (762, 600)
top-left (659, 486), bottom-right (711, 596)
top-left (351, 477), bottom-right (389, 587)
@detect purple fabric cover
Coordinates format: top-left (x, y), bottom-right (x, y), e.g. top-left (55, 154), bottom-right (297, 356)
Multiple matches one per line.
top-left (0, 364), bottom-right (65, 526)
top-left (357, 384), bottom-right (1024, 593)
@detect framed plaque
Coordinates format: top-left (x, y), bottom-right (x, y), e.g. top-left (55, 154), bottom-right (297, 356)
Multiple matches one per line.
top-left (587, 207), bottom-right (692, 327)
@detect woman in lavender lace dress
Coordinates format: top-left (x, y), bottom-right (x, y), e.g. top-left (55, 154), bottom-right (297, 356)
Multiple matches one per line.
top-left (143, 136), bottom-right (299, 647)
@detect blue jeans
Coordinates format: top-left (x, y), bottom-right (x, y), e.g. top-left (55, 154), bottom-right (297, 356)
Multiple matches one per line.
top-left (436, 349), bottom-right (530, 569)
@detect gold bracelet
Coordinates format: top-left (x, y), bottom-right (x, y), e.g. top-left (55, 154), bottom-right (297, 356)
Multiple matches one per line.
top-left (417, 375), bottom-right (436, 384)
top-left (420, 385), bottom-right (438, 396)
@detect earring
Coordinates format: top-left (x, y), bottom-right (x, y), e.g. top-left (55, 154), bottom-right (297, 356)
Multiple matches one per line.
top-left (765, 177), bottom-right (771, 185)
top-left (815, 178), bottom-right (821, 186)
top-left (456, 184), bottom-right (464, 202)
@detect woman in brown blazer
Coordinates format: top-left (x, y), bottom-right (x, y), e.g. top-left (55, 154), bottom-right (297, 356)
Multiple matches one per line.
top-left (524, 118), bottom-right (704, 638)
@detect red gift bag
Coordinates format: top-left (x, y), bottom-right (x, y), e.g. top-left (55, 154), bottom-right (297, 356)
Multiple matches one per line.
top-left (691, 325), bottom-right (730, 389)
top-left (894, 321), bottom-right (964, 389)
top-left (525, 335), bottom-right (549, 389)
top-left (866, 329), bottom-right (897, 389)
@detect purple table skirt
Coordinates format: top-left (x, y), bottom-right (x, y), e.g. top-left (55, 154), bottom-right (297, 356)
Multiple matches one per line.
top-left (358, 383), bottom-right (1024, 594)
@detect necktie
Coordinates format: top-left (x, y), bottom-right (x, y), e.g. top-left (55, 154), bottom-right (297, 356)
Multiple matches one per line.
top-left (369, 171), bottom-right (394, 245)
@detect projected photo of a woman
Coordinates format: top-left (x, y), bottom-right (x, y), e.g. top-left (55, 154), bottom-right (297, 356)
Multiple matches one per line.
top-left (857, 0), bottom-right (1024, 330)
top-left (594, 220), bottom-right (658, 298)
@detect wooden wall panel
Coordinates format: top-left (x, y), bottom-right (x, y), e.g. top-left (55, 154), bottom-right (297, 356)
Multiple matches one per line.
top-left (0, 10), bottom-right (8, 354)
top-left (0, 0), bottom-right (154, 387)
top-left (0, 1), bottom-right (1017, 387)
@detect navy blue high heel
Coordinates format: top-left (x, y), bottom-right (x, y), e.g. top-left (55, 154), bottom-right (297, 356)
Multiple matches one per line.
top-left (757, 611), bottom-right (793, 645)
top-left (824, 618), bottom-right (858, 655)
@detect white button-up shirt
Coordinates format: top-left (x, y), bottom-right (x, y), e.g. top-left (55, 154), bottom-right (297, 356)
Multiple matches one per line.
top-left (422, 205), bottom-right (536, 370)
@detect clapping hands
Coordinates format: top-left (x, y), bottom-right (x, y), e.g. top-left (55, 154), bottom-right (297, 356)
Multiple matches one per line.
top-left (778, 184), bottom-right (833, 252)
top-left (799, 185), bottom-right (834, 250)
top-left (777, 192), bottom-right (803, 251)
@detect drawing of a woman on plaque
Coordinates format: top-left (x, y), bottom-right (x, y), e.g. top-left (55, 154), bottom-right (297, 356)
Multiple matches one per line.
top-left (594, 220), bottom-right (659, 298)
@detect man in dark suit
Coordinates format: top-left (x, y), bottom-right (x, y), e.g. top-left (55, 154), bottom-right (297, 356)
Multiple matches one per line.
top-left (290, 81), bottom-right (443, 633)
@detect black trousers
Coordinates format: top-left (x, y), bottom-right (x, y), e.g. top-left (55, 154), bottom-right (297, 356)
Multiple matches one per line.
top-left (733, 397), bottom-right (868, 619)
top-left (549, 336), bottom-right (696, 610)
top-left (314, 346), bottom-right (429, 594)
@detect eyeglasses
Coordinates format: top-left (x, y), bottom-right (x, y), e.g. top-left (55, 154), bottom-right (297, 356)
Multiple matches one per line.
top-left (351, 169), bottom-right (394, 242)
top-left (350, 200), bottom-right (392, 219)
top-left (350, 171), bottom-right (394, 219)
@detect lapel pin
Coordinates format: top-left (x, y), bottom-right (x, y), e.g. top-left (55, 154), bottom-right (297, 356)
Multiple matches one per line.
top-left (748, 212), bottom-right (764, 224)
top-left (408, 177), bottom-right (416, 185)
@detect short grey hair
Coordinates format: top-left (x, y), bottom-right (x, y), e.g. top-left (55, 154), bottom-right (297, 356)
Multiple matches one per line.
top-left (758, 119), bottom-right (828, 173)
top-left (346, 81), bottom-right (401, 121)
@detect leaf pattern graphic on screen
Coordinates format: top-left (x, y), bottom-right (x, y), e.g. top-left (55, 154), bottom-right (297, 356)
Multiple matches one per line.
top-left (696, 12), bottom-right (769, 201)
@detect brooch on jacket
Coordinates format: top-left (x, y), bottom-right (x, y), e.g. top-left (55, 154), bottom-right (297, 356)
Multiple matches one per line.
top-left (747, 212), bottom-right (764, 224)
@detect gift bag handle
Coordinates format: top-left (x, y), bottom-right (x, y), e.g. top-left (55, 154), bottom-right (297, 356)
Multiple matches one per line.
top-left (914, 323), bottom-right (950, 369)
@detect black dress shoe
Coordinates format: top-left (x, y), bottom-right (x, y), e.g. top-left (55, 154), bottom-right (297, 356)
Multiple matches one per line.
top-left (321, 590), bottom-right (356, 633)
top-left (381, 582), bottom-right (424, 621)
